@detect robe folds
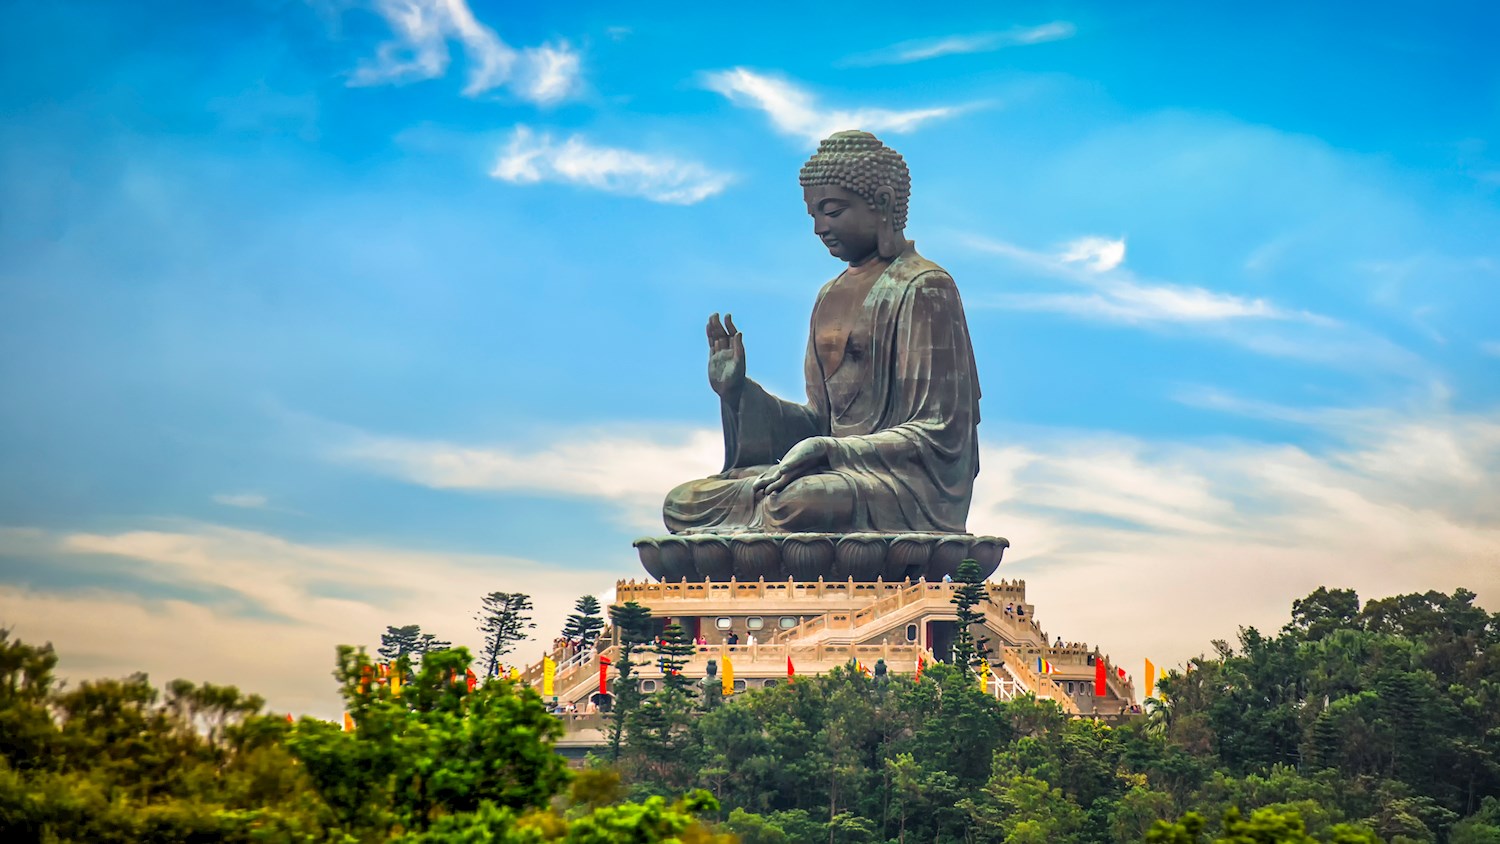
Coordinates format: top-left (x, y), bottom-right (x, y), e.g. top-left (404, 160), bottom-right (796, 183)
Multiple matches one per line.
top-left (663, 247), bottom-right (981, 534)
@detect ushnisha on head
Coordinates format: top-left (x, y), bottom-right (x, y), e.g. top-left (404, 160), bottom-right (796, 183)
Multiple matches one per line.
top-left (799, 130), bottom-right (912, 263)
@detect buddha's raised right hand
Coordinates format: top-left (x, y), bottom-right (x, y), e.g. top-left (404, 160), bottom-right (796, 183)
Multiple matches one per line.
top-left (706, 312), bottom-right (746, 400)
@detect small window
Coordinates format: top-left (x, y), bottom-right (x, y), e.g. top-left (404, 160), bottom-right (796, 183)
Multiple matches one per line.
top-left (640, 679), bottom-right (658, 693)
top-left (763, 678), bottom-right (779, 687)
top-left (746, 617), bottom-right (764, 630)
top-left (715, 617), bottom-right (732, 630)
top-left (905, 624), bottom-right (918, 642)
top-left (1066, 682), bottom-right (1075, 695)
top-left (733, 679), bottom-right (747, 692)
top-left (779, 616), bottom-right (799, 629)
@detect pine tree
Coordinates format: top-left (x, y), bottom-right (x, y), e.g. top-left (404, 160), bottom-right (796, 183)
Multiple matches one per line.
top-left (657, 623), bottom-right (696, 694)
top-left (606, 601), bottom-right (655, 762)
top-left (561, 595), bottom-right (606, 649)
top-left (475, 593), bottom-right (536, 678)
top-left (379, 625), bottom-right (452, 666)
top-left (951, 559), bottom-right (987, 678)
top-left (379, 625), bottom-right (421, 663)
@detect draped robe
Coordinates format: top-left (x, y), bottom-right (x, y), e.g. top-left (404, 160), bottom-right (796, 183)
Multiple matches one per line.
top-left (663, 247), bottom-right (981, 534)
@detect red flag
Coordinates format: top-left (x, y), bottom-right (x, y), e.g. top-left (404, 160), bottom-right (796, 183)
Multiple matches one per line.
top-left (599, 655), bottom-right (612, 695)
top-left (1116, 666), bottom-right (1127, 681)
top-left (285, 713), bottom-right (294, 724)
top-left (360, 664), bottom-right (373, 694)
top-left (916, 653), bottom-right (926, 683)
top-left (465, 667), bottom-right (478, 692)
top-left (1094, 657), bottom-right (1107, 697)
top-left (787, 655), bottom-right (795, 683)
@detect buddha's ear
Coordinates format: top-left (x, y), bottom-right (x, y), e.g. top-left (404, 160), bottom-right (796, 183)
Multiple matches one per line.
top-left (874, 185), bottom-right (904, 260)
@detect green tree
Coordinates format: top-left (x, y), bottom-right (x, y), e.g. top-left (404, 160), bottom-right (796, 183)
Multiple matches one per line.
top-left (379, 624), bottom-right (453, 666)
top-left (288, 645), bottom-right (569, 836)
top-left (951, 558), bottom-right (987, 677)
top-left (477, 592), bottom-right (536, 678)
top-left (656, 623), bottom-right (696, 694)
top-left (608, 601), bottom-right (656, 763)
top-left (563, 595), bottom-right (608, 649)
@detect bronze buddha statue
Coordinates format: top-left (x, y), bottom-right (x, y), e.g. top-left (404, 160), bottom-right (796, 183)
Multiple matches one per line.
top-left (662, 130), bottom-right (982, 538)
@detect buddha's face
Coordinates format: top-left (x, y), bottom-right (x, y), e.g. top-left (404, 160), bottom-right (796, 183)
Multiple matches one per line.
top-left (804, 184), bottom-right (881, 264)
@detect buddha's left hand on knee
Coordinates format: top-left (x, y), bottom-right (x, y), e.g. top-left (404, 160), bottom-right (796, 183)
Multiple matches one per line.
top-left (753, 437), bottom-right (831, 495)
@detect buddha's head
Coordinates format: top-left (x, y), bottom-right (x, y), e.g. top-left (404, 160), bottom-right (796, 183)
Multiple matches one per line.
top-left (799, 130), bottom-right (911, 264)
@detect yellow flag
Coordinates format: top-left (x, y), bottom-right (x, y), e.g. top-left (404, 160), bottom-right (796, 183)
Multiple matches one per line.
top-left (343, 712), bottom-right (355, 732)
top-left (509, 667), bottom-right (521, 682)
top-left (721, 654), bottom-right (734, 696)
top-left (977, 659), bottom-right (992, 691)
top-left (543, 655), bottom-right (556, 696)
top-left (391, 669), bottom-right (402, 698)
top-left (1144, 659), bottom-right (1156, 698)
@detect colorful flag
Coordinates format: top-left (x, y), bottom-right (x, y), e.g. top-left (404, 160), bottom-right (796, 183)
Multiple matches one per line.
top-left (543, 655), bottom-right (556, 696)
top-left (1144, 659), bottom-right (1156, 697)
top-left (1036, 657), bottom-right (1055, 674)
top-left (465, 667), bottom-right (478, 692)
top-left (599, 655), bottom-right (611, 696)
top-left (721, 654), bottom-right (734, 696)
top-left (1095, 656), bottom-right (1107, 697)
top-left (343, 712), bottom-right (355, 732)
top-left (787, 655), bottom-right (795, 683)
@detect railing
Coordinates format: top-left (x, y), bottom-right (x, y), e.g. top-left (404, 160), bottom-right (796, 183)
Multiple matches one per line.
top-left (772, 579), bottom-right (941, 644)
top-left (1000, 645), bottom-right (1080, 714)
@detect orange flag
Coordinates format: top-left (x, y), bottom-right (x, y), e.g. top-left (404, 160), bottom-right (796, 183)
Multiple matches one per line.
top-left (465, 668), bottom-right (478, 692)
top-left (916, 653), bottom-right (926, 683)
top-left (285, 713), bottom-right (294, 724)
top-left (343, 712), bottom-right (355, 732)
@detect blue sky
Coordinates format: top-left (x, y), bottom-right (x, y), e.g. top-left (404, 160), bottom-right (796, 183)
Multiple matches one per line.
top-left (2, 0), bottom-right (1498, 714)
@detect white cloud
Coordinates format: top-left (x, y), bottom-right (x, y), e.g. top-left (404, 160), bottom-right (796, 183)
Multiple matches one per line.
top-left (702, 68), bottom-right (974, 145)
top-left (966, 234), bottom-right (1288, 323)
top-left (332, 425), bottom-right (723, 531)
top-left (1059, 236), bottom-right (1127, 272)
top-left (212, 492), bottom-right (269, 509)
top-left (347, 0), bottom-right (581, 104)
top-left (515, 42), bottom-right (581, 104)
top-left (490, 127), bottom-right (734, 204)
top-left (0, 524), bottom-right (629, 719)
top-left (844, 22), bottom-right (1077, 66)
top-left (968, 408), bottom-right (1500, 688)
top-left (326, 405), bottom-right (1500, 699)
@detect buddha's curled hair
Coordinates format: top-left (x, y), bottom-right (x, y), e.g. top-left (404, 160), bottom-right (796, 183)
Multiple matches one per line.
top-left (799, 130), bottom-right (911, 231)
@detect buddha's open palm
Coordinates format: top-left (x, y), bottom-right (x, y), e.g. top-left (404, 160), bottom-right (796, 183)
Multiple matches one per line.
top-left (706, 313), bottom-right (746, 399)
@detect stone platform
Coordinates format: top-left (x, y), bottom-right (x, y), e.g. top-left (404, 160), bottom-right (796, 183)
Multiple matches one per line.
top-left (632, 532), bottom-right (1007, 583)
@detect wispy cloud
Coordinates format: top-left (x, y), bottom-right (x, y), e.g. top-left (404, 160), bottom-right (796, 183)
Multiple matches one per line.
top-left (1481, 340), bottom-right (1500, 357)
top-left (327, 405), bottom-right (1500, 691)
top-left (347, 0), bottom-right (581, 104)
top-left (843, 22), bottom-right (1076, 67)
top-left (490, 127), bottom-right (734, 204)
top-left (489, 127), bottom-right (733, 204)
top-left (0, 524), bottom-right (628, 718)
top-left (212, 492), bottom-right (269, 509)
top-left (331, 425), bottom-right (723, 530)
top-left (966, 234), bottom-right (1290, 323)
top-left (1059, 235), bottom-right (1127, 272)
top-left (702, 68), bottom-right (975, 145)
